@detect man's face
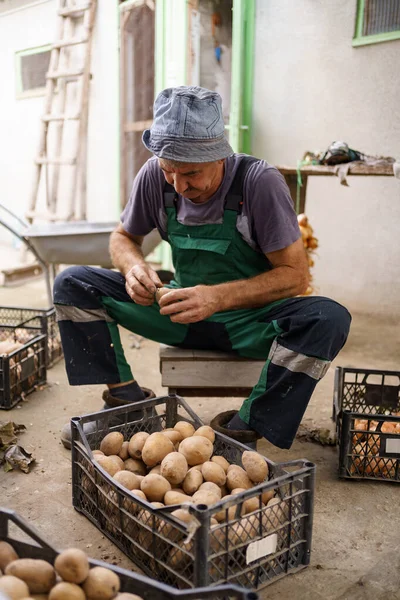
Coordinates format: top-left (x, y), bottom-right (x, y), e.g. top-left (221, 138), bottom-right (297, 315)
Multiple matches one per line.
top-left (159, 158), bottom-right (224, 203)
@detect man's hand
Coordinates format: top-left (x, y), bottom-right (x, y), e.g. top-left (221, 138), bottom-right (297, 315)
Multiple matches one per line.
top-left (125, 264), bottom-right (162, 305)
top-left (158, 285), bottom-right (221, 323)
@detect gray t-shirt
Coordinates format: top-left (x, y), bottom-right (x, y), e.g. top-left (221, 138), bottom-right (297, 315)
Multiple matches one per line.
top-left (121, 154), bottom-right (300, 254)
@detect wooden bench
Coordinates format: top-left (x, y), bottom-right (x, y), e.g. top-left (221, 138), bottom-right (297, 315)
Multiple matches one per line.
top-left (159, 344), bottom-right (265, 397)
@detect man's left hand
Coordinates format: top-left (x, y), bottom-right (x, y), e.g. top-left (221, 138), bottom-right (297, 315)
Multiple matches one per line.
top-left (158, 285), bottom-right (220, 323)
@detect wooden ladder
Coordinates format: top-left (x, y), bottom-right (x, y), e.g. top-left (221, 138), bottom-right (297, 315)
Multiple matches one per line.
top-left (26, 0), bottom-right (97, 223)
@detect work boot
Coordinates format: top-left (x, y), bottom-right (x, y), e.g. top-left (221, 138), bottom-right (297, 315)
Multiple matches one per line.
top-left (210, 410), bottom-right (262, 450)
top-left (60, 387), bottom-right (156, 450)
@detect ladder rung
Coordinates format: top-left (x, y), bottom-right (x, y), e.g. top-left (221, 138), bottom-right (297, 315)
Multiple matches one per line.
top-left (58, 3), bottom-right (91, 17)
top-left (25, 210), bottom-right (59, 222)
top-left (42, 114), bottom-right (80, 122)
top-left (35, 157), bottom-right (76, 165)
top-left (52, 36), bottom-right (89, 49)
top-left (47, 69), bottom-right (84, 79)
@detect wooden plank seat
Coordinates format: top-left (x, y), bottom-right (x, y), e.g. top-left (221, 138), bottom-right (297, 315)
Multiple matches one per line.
top-left (159, 344), bottom-right (264, 397)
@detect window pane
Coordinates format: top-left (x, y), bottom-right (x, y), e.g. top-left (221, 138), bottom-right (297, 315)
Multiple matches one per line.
top-left (21, 50), bottom-right (51, 91)
top-left (363, 0), bottom-right (400, 36)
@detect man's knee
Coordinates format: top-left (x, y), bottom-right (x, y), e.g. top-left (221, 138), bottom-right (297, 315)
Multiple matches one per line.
top-left (53, 266), bottom-right (90, 304)
top-left (311, 298), bottom-right (351, 356)
top-left (317, 298), bottom-right (351, 335)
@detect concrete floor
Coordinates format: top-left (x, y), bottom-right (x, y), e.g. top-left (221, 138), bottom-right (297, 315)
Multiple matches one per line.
top-left (0, 277), bottom-right (399, 600)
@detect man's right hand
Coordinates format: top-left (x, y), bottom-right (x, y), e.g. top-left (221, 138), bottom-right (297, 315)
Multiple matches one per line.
top-left (125, 264), bottom-right (163, 305)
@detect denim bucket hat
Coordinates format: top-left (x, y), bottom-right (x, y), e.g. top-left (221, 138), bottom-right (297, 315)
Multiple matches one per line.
top-left (142, 86), bottom-right (234, 163)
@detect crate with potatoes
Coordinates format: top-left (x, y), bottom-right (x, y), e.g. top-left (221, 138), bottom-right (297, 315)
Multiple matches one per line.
top-left (0, 317), bottom-right (47, 410)
top-left (333, 367), bottom-right (400, 482)
top-left (0, 306), bottom-right (63, 369)
top-left (71, 394), bottom-right (315, 591)
top-left (0, 508), bottom-right (255, 600)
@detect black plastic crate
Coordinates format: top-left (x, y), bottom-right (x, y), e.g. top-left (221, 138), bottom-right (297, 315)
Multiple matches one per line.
top-left (71, 394), bottom-right (315, 592)
top-left (333, 367), bottom-right (400, 482)
top-left (0, 507), bottom-right (256, 600)
top-left (0, 306), bottom-right (63, 368)
top-left (0, 321), bottom-right (46, 410)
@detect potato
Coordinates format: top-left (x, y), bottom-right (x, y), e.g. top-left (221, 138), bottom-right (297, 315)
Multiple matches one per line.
top-left (130, 489), bottom-right (147, 503)
top-left (54, 548), bottom-right (89, 584)
top-left (141, 433), bottom-right (174, 467)
top-left (115, 594), bottom-right (144, 600)
top-left (140, 474), bottom-right (171, 502)
top-left (178, 436), bottom-right (213, 466)
top-left (214, 494), bottom-right (243, 522)
top-left (211, 455), bottom-right (230, 473)
top-left (161, 430), bottom-right (183, 445)
top-left (118, 441), bottom-right (130, 461)
top-left (164, 491), bottom-right (192, 505)
top-left (219, 484), bottom-right (229, 497)
top-left (266, 497), bottom-right (288, 530)
top-left (95, 455), bottom-right (121, 477)
top-left (100, 432), bottom-right (124, 456)
top-left (82, 566), bottom-right (120, 600)
top-left (191, 490), bottom-right (220, 507)
top-left (182, 467), bottom-right (203, 495)
top-left (0, 574), bottom-right (30, 599)
top-left (173, 421), bottom-right (195, 439)
top-left (124, 458), bottom-right (147, 476)
top-left (49, 581), bottom-right (86, 600)
top-left (229, 513), bottom-right (264, 545)
top-left (5, 559), bottom-right (56, 594)
top-left (160, 452), bottom-right (188, 485)
top-left (243, 496), bottom-right (262, 514)
top-left (242, 450), bottom-right (269, 483)
top-left (198, 482), bottom-right (222, 498)
top-left (113, 470), bottom-right (141, 490)
top-left (148, 465), bottom-right (162, 475)
top-left (231, 487), bottom-right (246, 495)
top-left (128, 432), bottom-right (150, 459)
top-left (261, 489), bottom-right (275, 504)
top-left (193, 426), bottom-right (215, 443)
top-left (92, 450), bottom-right (104, 457)
top-left (108, 455), bottom-right (125, 471)
top-left (226, 466), bottom-right (253, 491)
top-left (0, 541), bottom-right (19, 571)
top-left (201, 461), bottom-right (226, 486)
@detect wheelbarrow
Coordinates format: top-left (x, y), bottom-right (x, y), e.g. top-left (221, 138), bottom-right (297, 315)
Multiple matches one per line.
top-left (0, 203), bottom-right (162, 306)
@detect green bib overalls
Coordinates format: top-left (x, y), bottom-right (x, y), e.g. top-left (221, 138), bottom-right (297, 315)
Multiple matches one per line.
top-left (54, 158), bottom-right (351, 448)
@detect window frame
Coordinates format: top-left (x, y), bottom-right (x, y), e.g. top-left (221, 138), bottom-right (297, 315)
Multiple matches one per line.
top-left (353, 0), bottom-right (400, 47)
top-left (15, 44), bottom-right (51, 99)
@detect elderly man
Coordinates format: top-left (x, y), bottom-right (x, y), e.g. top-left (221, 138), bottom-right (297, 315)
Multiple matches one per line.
top-left (55, 86), bottom-right (351, 450)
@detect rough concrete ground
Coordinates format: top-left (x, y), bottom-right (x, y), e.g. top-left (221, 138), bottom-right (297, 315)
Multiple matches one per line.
top-left (0, 277), bottom-right (399, 600)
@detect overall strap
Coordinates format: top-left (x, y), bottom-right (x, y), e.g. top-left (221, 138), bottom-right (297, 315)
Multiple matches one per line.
top-left (224, 156), bottom-right (259, 213)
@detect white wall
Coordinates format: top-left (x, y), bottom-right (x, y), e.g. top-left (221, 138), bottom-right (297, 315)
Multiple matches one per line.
top-left (0, 0), bottom-right (120, 248)
top-left (253, 0), bottom-right (400, 318)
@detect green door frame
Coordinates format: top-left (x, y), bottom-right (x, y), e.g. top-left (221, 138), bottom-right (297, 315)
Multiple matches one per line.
top-left (155, 0), bottom-right (255, 153)
top-left (229, 0), bottom-right (255, 154)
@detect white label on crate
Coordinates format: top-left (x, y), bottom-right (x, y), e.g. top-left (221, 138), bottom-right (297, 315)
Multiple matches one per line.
top-left (386, 438), bottom-right (400, 455)
top-left (246, 534), bottom-right (277, 564)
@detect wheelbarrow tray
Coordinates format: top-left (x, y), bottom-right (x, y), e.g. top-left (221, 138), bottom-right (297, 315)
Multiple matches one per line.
top-left (24, 221), bottom-right (161, 267)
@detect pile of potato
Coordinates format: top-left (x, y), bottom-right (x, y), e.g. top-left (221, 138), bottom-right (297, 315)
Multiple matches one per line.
top-left (83, 422), bottom-right (287, 571)
top-left (0, 542), bottom-right (143, 600)
top-left (297, 213), bottom-right (318, 296)
top-left (0, 329), bottom-right (40, 398)
top-left (351, 417), bottom-right (399, 477)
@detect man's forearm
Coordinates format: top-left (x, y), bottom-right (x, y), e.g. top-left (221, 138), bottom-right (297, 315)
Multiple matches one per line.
top-left (212, 266), bottom-right (309, 312)
top-left (109, 231), bottom-right (146, 277)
